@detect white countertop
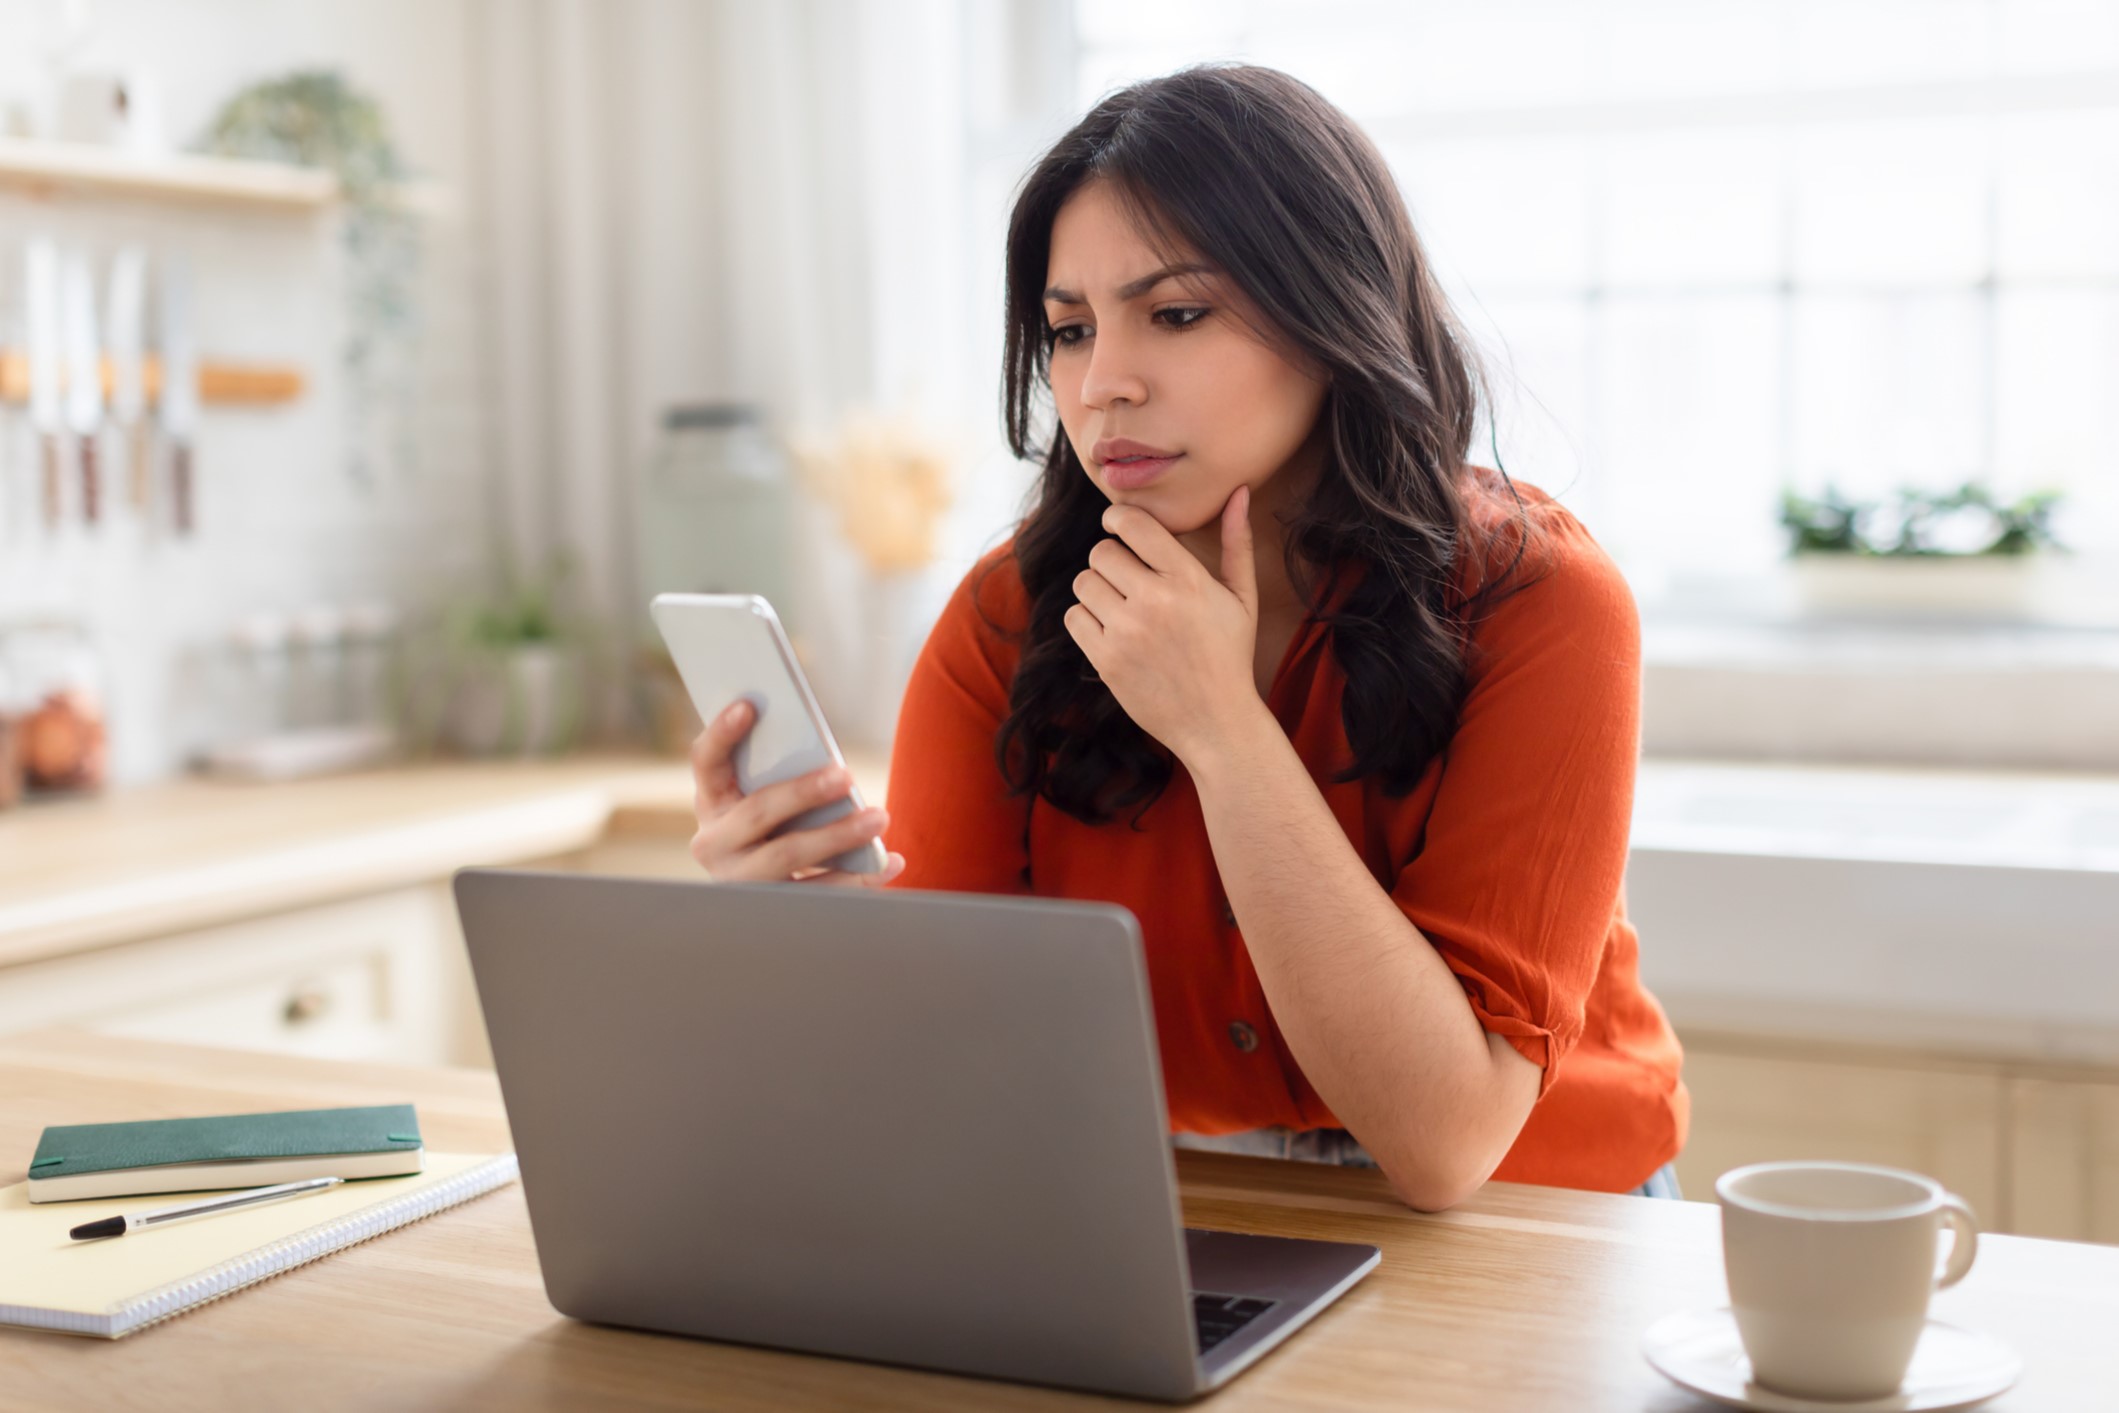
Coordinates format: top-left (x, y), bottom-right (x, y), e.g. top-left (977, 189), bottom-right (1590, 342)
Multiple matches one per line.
top-left (1629, 759), bottom-right (2119, 1069)
top-left (1633, 757), bottom-right (2119, 873)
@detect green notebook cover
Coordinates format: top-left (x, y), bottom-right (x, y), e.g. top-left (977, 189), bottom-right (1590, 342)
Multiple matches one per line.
top-left (29, 1104), bottom-right (422, 1178)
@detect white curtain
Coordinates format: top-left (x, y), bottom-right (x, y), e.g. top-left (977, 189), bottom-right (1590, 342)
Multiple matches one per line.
top-left (467, 0), bottom-right (1018, 746)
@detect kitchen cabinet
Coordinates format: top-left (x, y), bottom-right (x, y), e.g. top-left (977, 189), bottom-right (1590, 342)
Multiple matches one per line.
top-left (0, 884), bottom-right (479, 1067)
top-left (0, 758), bottom-right (702, 1069)
top-left (2007, 1076), bottom-right (2119, 1244)
top-left (1673, 1040), bottom-right (2004, 1222)
top-left (1674, 1033), bottom-right (2119, 1243)
top-left (0, 753), bottom-right (794, 1076)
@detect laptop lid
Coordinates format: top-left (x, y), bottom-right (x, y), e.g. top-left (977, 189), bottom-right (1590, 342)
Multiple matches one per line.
top-left (453, 868), bottom-right (1204, 1400)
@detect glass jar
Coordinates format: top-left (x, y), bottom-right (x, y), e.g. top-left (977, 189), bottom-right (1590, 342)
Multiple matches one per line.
top-left (633, 404), bottom-right (799, 635)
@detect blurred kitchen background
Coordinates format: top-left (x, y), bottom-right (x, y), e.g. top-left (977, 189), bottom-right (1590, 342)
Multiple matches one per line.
top-left (1, 1), bottom-right (2115, 1241)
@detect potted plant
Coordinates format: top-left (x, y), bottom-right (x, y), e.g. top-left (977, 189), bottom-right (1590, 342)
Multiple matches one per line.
top-left (438, 554), bottom-right (589, 757)
top-left (1778, 481), bottom-right (2068, 618)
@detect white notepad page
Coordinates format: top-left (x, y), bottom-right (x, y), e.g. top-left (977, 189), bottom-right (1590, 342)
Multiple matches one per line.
top-left (0, 1151), bottom-right (518, 1337)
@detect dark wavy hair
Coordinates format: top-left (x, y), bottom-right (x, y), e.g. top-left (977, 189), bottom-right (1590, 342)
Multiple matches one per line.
top-left (988, 63), bottom-right (1550, 829)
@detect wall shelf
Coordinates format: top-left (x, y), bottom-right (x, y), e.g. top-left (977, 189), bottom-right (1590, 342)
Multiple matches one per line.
top-left (0, 137), bottom-right (336, 211)
top-left (0, 351), bottom-right (303, 407)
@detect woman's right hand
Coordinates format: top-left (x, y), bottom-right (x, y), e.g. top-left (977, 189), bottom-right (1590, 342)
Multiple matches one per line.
top-left (688, 699), bottom-right (907, 886)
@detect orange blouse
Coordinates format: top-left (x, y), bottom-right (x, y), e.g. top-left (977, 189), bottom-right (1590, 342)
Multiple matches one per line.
top-left (882, 477), bottom-right (1689, 1193)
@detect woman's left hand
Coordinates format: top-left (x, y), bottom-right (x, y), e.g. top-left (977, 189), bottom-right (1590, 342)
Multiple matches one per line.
top-left (1065, 485), bottom-right (1265, 765)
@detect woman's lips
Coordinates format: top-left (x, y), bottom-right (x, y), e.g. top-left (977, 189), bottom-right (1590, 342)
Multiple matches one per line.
top-left (1102, 453), bottom-right (1181, 490)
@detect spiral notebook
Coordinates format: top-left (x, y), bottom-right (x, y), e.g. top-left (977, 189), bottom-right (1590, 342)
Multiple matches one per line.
top-left (0, 1151), bottom-right (518, 1337)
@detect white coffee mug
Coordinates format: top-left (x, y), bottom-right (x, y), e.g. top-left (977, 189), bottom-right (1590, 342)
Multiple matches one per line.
top-left (1717, 1161), bottom-right (1978, 1402)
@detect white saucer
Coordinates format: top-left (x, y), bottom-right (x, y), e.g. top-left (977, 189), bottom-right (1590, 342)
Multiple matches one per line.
top-left (1641, 1306), bottom-right (2022, 1412)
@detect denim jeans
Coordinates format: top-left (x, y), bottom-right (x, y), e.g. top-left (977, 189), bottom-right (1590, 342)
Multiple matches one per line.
top-left (1171, 1127), bottom-right (1685, 1199)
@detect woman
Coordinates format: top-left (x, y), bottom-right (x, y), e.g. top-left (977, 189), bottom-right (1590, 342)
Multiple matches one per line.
top-left (689, 64), bottom-right (1687, 1210)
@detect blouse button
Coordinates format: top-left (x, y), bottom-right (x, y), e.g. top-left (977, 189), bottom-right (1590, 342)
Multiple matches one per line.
top-left (1227, 1020), bottom-right (1260, 1053)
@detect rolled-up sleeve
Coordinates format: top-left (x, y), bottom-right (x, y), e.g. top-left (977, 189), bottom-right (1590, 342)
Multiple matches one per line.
top-left (1389, 512), bottom-right (1642, 1098)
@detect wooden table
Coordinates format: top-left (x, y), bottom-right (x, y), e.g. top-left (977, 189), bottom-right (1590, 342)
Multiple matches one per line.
top-left (2, 1030), bottom-right (2111, 1411)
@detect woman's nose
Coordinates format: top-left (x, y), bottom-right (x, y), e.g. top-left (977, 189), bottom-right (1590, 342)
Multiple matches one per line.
top-left (1078, 327), bottom-right (1149, 410)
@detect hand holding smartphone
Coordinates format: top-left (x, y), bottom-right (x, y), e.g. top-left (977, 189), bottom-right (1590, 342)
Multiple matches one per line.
top-left (653, 593), bottom-right (904, 885)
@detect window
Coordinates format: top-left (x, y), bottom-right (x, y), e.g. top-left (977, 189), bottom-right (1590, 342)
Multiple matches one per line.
top-left (1072, 0), bottom-right (2119, 605)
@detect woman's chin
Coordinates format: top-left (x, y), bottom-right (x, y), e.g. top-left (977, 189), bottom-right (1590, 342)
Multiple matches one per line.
top-left (1116, 495), bottom-right (1207, 535)
top-left (1102, 480), bottom-right (1226, 537)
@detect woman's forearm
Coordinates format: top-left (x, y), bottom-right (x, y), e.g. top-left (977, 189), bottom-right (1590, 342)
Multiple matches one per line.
top-left (1181, 702), bottom-right (1540, 1210)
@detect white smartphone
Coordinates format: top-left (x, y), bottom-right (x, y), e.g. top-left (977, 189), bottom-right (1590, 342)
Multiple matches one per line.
top-left (650, 592), bottom-right (888, 875)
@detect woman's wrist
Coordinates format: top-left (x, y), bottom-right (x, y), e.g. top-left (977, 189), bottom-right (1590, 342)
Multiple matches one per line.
top-left (1176, 697), bottom-right (1287, 790)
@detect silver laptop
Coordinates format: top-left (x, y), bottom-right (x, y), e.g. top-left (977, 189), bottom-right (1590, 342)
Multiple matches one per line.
top-left (452, 868), bottom-right (1378, 1402)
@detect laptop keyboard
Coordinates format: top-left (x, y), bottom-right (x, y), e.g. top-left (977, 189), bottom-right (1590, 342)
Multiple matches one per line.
top-left (1192, 1292), bottom-right (1277, 1353)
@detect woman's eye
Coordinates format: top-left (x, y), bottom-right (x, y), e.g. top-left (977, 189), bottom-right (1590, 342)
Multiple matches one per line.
top-left (1048, 324), bottom-right (1087, 348)
top-left (1157, 307), bottom-right (1208, 330)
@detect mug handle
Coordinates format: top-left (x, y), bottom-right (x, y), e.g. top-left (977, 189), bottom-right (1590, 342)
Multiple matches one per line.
top-left (1934, 1194), bottom-right (1979, 1290)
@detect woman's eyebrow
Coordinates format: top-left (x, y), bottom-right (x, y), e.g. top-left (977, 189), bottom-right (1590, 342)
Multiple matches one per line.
top-left (1043, 261), bottom-right (1215, 306)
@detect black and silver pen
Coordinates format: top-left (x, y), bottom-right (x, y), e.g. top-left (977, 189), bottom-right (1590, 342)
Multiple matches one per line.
top-left (68, 1177), bottom-right (345, 1241)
